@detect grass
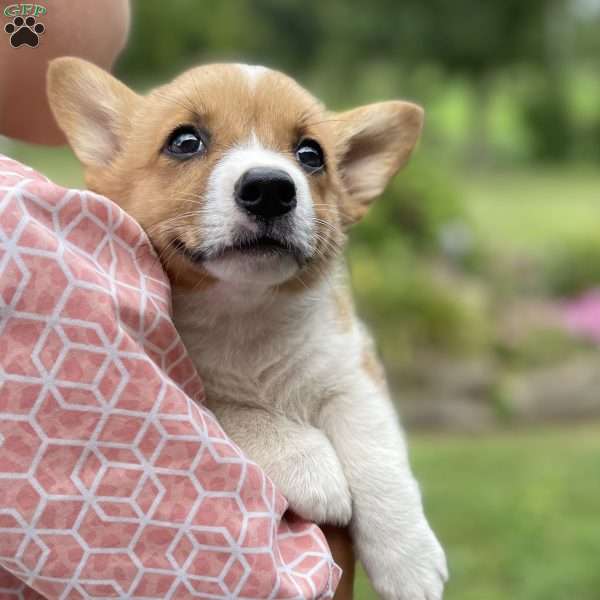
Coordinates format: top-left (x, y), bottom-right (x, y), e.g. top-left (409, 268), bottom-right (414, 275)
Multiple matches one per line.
top-left (355, 426), bottom-right (600, 600)
top-left (462, 167), bottom-right (600, 253)
top-left (1, 139), bottom-right (84, 188)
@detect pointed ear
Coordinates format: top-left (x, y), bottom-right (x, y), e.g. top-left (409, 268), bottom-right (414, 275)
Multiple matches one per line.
top-left (332, 100), bottom-right (424, 226)
top-left (47, 57), bottom-right (139, 167)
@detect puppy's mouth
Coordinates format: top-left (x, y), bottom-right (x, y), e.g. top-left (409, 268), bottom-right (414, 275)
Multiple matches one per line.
top-left (172, 235), bottom-right (306, 265)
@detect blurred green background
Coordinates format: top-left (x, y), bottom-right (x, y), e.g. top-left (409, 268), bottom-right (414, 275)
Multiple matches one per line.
top-left (2, 1), bottom-right (600, 598)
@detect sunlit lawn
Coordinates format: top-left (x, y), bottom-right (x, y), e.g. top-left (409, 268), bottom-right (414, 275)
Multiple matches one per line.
top-left (463, 168), bottom-right (600, 252)
top-left (356, 426), bottom-right (600, 600)
top-left (2, 141), bottom-right (84, 188)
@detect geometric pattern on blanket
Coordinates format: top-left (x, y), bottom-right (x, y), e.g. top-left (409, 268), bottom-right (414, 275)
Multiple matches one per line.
top-left (0, 156), bottom-right (340, 599)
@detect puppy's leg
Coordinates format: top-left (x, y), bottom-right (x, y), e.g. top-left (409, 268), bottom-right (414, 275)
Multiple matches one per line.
top-left (319, 381), bottom-right (448, 600)
top-left (211, 404), bottom-right (352, 526)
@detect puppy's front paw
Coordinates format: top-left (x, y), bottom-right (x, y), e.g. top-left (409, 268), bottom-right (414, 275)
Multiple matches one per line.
top-left (286, 470), bottom-right (352, 526)
top-left (266, 453), bottom-right (352, 526)
top-left (361, 520), bottom-right (448, 600)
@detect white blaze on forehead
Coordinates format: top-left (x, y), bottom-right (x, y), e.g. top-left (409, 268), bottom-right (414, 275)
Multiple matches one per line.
top-left (236, 64), bottom-right (269, 89)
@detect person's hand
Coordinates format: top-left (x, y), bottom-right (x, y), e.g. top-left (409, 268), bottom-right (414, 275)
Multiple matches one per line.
top-left (0, 0), bottom-right (130, 144)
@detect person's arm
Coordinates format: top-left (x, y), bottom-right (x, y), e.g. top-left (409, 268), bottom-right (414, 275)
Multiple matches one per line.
top-left (0, 0), bottom-right (130, 145)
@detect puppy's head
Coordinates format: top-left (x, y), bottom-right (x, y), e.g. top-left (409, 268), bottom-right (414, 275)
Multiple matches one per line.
top-left (47, 58), bottom-right (423, 291)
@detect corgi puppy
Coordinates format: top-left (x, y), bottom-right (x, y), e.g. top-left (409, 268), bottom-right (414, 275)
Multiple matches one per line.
top-left (48, 58), bottom-right (448, 600)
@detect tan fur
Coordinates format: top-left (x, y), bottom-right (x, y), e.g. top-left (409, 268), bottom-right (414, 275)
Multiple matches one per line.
top-left (362, 347), bottom-right (387, 388)
top-left (333, 287), bottom-right (355, 333)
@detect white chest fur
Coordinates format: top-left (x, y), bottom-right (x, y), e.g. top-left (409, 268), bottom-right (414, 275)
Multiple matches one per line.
top-left (172, 272), bottom-right (364, 421)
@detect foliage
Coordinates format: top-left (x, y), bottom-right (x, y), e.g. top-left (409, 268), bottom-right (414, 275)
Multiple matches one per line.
top-left (495, 327), bottom-right (590, 370)
top-left (521, 75), bottom-right (573, 162)
top-left (544, 240), bottom-right (600, 296)
top-left (118, 1), bottom-right (262, 81)
top-left (350, 157), bottom-right (464, 253)
top-left (347, 157), bottom-right (484, 362)
top-left (349, 243), bottom-right (490, 364)
top-left (119, 0), bottom-right (565, 83)
top-left (381, 0), bottom-right (559, 80)
top-left (116, 0), bottom-right (585, 163)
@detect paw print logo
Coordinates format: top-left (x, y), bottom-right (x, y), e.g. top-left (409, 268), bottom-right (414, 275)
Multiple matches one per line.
top-left (4, 15), bottom-right (45, 48)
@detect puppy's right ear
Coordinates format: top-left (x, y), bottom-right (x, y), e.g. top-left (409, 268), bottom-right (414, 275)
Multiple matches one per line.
top-left (47, 57), bottom-right (139, 167)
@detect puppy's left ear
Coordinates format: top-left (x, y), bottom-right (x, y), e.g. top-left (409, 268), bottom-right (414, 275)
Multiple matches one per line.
top-left (333, 101), bottom-right (424, 226)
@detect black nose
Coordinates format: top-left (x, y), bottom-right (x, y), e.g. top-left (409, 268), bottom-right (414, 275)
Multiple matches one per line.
top-left (235, 167), bottom-right (297, 219)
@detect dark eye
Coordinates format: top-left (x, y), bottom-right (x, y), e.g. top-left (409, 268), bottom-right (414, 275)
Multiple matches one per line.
top-left (296, 139), bottom-right (325, 173)
top-left (165, 127), bottom-right (205, 158)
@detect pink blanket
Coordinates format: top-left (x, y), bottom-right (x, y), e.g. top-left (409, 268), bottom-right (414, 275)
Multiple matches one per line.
top-left (0, 156), bottom-right (340, 599)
